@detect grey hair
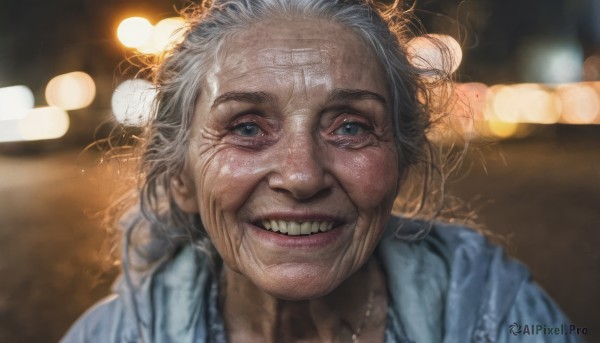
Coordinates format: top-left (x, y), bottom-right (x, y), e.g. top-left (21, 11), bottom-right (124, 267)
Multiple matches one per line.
top-left (129, 0), bottom-right (455, 259)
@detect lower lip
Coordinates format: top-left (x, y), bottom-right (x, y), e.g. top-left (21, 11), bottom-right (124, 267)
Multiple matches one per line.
top-left (247, 223), bottom-right (347, 249)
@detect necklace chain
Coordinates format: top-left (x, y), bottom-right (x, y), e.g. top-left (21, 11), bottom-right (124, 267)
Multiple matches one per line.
top-left (351, 288), bottom-right (375, 342)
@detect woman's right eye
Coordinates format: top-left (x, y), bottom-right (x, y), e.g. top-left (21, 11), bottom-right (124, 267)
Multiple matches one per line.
top-left (232, 122), bottom-right (263, 136)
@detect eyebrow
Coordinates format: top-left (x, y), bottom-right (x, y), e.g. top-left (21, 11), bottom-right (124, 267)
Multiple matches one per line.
top-left (326, 88), bottom-right (387, 108)
top-left (210, 91), bottom-right (276, 111)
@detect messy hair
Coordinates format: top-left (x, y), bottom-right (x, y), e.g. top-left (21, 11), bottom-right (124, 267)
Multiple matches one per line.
top-left (111, 0), bottom-right (459, 263)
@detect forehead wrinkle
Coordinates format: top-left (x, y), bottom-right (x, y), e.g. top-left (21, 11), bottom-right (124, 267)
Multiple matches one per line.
top-left (218, 46), bottom-right (328, 77)
top-left (203, 19), bottom-right (388, 120)
top-left (216, 65), bottom-right (299, 83)
top-left (266, 47), bottom-right (324, 67)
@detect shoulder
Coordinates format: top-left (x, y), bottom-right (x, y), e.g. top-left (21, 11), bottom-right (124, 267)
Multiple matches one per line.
top-left (378, 218), bottom-right (581, 343)
top-left (378, 218), bottom-right (525, 297)
top-left (60, 294), bottom-right (136, 343)
top-left (61, 244), bottom-right (218, 343)
top-left (379, 218), bottom-right (529, 289)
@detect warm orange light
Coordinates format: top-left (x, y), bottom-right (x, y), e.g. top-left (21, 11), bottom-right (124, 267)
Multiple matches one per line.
top-left (117, 17), bottom-right (153, 48)
top-left (487, 120), bottom-right (519, 138)
top-left (491, 86), bottom-right (521, 123)
top-left (454, 83), bottom-right (488, 118)
top-left (558, 84), bottom-right (600, 124)
top-left (137, 17), bottom-right (186, 54)
top-left (452, 82), bottom-right (489, 135)
top-left (487, 84), bottom-right (560, 124)
top-left (148, 17), bottom-right (186, 53)
top-left (45, 71), bottom-right (96, 111)
top-left (516, 84), bottom-right (560, 124)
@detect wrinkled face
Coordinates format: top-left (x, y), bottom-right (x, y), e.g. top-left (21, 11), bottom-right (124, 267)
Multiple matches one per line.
top-left (173, 18), bottom-right (399, 300)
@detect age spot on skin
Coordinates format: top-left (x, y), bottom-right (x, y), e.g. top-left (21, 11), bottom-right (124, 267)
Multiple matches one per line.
top-left (174, 18), bottom-right (398, 301)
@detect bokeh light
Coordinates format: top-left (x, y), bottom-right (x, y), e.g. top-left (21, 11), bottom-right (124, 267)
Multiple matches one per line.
top-left (452, 82), bottom-right (489, 135)
top-left (583, 55), bottom-right (600, 81)
top-left (490, 86), bottom-right (522, 123)
top-left (111, 79), bottom-right (156, 125)
top-left (487, 84), bottom-right (560, 124)
top-left (0, 107), bottom-right (70, 143)
top-left (0, 120), bottom-right (23, 142)
top-left (45, 71), bottom-right (96, 111)
top-left (117, 17), bottom-right (153, 48)
top-left (153, 17), bottom-right (185, 49)
top-left (487, 120), bottom-right (520, 138)
top-left (138, 17), bottom-right (186, 54)
top-left (557, 84), bottom-right (600, 124)
top-left (0, 85), bottom-right (34, 121)
top-left (515, 84), bottom-right (561, 124)
top-left (454, 82), bottom-right (488, 118)
top-left (407, 34), bottom-right (463, 74)
top-left (447, 81), bottom-right (600, 140)
top-left (519, 39), bottom-right (583, 84)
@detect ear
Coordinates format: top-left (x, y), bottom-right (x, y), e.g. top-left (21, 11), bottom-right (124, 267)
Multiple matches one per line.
top-left (171, 173), bottom-right (199, 214)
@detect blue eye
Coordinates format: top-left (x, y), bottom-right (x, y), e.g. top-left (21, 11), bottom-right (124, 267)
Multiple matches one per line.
top-left (233, 123), bottom-right (262, 136)
top-left (334, 122), bottom-right (366, 136)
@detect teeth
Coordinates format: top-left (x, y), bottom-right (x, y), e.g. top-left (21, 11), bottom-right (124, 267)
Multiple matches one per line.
top-left (278, 220), bottom-right (288, 234)
top-left (260, 220), bottom-right (336, 236)
top-left (311, 222), bottom-right (319, 233)
top-left (288, 222), bottom-right (300, 235)
top-left (300, 222), bottom-right (312, 235)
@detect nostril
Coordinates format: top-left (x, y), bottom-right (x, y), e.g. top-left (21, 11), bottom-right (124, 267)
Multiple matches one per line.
top-left (267, 139), bottom-right (333, 199)
top-left (284, 185), bottom-right (333, 202)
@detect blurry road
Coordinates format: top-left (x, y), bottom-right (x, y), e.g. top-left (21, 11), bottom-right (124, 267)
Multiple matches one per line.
top-left (0, 125), bottom-right (598, 342)
top-left (0, 150), bottom-right (119, 342)
top-left (448, 126), bottom-right (600, 337)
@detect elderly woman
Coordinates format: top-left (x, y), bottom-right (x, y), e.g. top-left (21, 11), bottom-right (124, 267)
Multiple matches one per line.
top-left (63, 0), bottom-right (579, 342)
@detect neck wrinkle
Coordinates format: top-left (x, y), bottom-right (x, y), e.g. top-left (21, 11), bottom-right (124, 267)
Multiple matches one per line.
top-left (220, 258), bottom-right (386, 343)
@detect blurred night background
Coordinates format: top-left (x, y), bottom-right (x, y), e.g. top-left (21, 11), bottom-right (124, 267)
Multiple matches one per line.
top-left (0, 0), bottom-right (599, 342)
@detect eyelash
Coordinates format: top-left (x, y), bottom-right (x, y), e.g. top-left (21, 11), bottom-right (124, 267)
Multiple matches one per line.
top-left (227, 117), bottom-right (275, 150)
top-left (325, 114), bottom-right (376, 148)
top-left (226, 114), bottom-right (375, 149)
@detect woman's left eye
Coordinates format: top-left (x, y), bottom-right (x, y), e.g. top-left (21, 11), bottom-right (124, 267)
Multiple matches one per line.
top-left (233, 122), bottom-right (263, 136)
top-left (333, 122), bottom-right (369, 136)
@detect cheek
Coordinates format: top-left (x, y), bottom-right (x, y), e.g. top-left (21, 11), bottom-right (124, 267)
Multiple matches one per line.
top-left (333, 146), bottom-right (399, 210)
top-left (192, 149), bottom-right (271, 267)
top-left (195, 149), bottom-right (270, 219)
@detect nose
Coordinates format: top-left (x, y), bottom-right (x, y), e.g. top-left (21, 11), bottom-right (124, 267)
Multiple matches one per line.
top-left (268, 133), bottom-right (332, 200)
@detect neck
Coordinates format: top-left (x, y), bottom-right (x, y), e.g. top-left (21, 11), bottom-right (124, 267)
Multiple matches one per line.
top-left (219, 257), bottom-right (388, 343)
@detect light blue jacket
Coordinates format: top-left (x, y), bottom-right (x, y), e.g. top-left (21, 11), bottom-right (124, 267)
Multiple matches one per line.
top-left (62, 218), bottom-right (584, 342)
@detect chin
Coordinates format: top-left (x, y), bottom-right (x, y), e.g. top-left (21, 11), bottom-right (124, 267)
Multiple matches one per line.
top-left (253, 264), bottom-right (346, 301)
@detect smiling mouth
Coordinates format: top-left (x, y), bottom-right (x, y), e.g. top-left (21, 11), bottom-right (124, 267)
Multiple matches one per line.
top-left (255, 220), bottom-right (336, 236)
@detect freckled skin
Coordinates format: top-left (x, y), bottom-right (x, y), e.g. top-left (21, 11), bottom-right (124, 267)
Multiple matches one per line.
top-left (173, 18), bottom-right (399, 342)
